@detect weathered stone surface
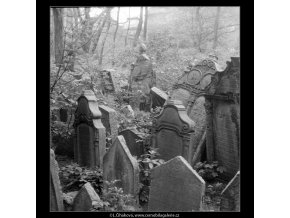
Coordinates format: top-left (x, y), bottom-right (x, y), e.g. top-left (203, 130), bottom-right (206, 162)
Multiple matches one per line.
top-left (152, 100), bottom-right (195, 162)
top-left (220, 171), bottom-right (240, 211)
top-left (150, 87), bottom-right (168, 109)
top-left (148, 156), bottom-right (205, 212)
top-left (204, 57), bottom-right (240, 178)
top-left (73, 90), bottom-right (106, 168)
top-left (72, 182), bottom-right (101, 211)
top-left (50, 149), bottom-right (64, 211)
top-left (119, 129), bottom-right (146, 158)
top-left (99, 105), bottom-right (118, 139)
top-left (170, 59), bottom-right (218, 165)
top-left (100, 69), bottom-right (115, 94)
top-left (103, 136), bottom-right (139, 195)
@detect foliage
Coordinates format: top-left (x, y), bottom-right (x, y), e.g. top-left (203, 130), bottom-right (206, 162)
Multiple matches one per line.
top-left (202, 182), bottom-right (226, 208)
top-left (90, 180), bottom-right (140, 212)
top-left (193, 161), bottom-right (226, 182)
top-left (137, 148), bottom-right (164, 204)
top-left (59, 163), bottom-right (103, 195)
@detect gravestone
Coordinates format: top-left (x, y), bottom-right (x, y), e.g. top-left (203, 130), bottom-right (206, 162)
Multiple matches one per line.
top-left (119, 128), bottom-right (146, 158)
top-left (59, 108), bottom-right (68, 122)
top-left (148, 156), bottom-right (205, 212)
top-left (150, 87), bottom-right (168, 109)
top-left (170, 59), bottom-right (219, 165)
top-left (204, 57), bottom-right (240, 178)
top-left (152, 100), bottom-right (195, 162)
top-left (100, 69), bottom-right (115, 94)
top-left (99, 105), bottom-right (118, 139)
top-left (103, 135), bottom-right (139, 195)
top-left (50, 149), bottom-right (64, 211)
top-left (72, 182), bottom-right (101, 211)
top-left (220, 171), bottom-right (240, 211)
top-left (73, 90), bottom-right (106, 168)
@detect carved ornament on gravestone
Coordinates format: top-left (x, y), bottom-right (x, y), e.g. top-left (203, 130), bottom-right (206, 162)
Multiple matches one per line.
top-left (152, 100), bottom-right (195, 162)
top-left (170, 59), bottom-right (220, 165)
top-left (73, 90), bottom-right (106, 168)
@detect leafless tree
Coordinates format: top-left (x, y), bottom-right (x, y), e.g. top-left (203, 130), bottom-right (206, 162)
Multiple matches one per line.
top-left (53, 8), bottom-right (64, 66)
top-left (143, 7), bottom-right (148, 41)
top-left (125, 7), bottom-right (131, 46)
top-left (213, 7), bottom-right (221, 49)
top-left (133, 7), bottom-right (143, 47)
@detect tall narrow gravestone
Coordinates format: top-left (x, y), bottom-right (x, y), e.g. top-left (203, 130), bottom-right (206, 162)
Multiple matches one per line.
top-left (103, 135), bottom-right (139, 195)
top-left (204, 57), bottom-right (240, 178)
top-left (73, 182), bottom-right (101, 211)
top-left (99, 105), bottom-right (118, 140)
top-left (73, 90), bottom-right (106, 168)
top-left (100, 69), bottom-right (116, 94)
top-left (170, 59), bottom-right (219, 164)
top-left (50, 149), bottom-right (64, 211)
top-left (152, 100), bottom-right (195, 162)
top-left (119, 128), bottom-right (145, 158)
top-left (148, 156), bottom-right (205, 212)
top-left (220, 171), bottom-right (240, 211)
top-left (150, 87), bottom-right (168, 109)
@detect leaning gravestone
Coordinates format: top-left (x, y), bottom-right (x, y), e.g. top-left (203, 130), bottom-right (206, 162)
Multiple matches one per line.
top-left (103, 135), bottom-right (139, 195)
top-left (204, 57), bottom-right (240, 179)
top-left (220, 171), bottom-right (240, 211)
top-left (170, 58), bottom-right (220, 165)
top-left (100, 69), bottom-right (115, 94)
top-left (152, 100), bottom-right (195, 162)
top-left (73, 90), bottom-right (106, 168)
top-left (50, 149), bottom-right (64, 211)
top-left (119, 128), bottom-right (146, 158)
top-left (72, 182), bottom-right (101, 211)
top-left (99, 105), bottom-right (118, 140)
top-left (148, 156), bottom-right (205, 212)
top-left (150, 87), bottom-right (168, 109)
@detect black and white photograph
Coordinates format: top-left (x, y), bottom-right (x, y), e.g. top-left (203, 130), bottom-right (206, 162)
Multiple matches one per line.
top-left (49, 6), bottom-right (240, 212)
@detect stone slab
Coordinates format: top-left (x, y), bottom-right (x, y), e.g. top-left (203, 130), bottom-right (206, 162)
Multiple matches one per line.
top-left (103, 135), bottom-right (139, 195)
top-left (148, 156), bottom-right (205, 212)
top-left (72, 182), bottom-right (101, 211)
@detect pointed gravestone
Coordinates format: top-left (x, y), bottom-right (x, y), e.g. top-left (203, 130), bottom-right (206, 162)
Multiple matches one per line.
top-left (220, 171), bottom-right (240, 211)
top-left (50, 149), bottom-right (64, 211)
top-left (148, 156), bottom-right (205, 212)
top-left (73, 90), bottom-right (106, 168)
top-left (103, 135), bottom-right (139, 196)
top-left (99, 105), bottom-right (118, 140)
top-left (72, 182), bottom-right (101, 211)
top-left (152, 100), bottom-right (195, 162)
top-left (150, 87), bottom-right (168, 109)
top-left (119, 128), bottom-right (145, 158)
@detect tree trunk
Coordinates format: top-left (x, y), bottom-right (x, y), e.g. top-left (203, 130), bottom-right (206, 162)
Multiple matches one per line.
top-left (196, 7), bottom-right (202, 52)
top-left (133, 7), bottom-right (143, 47)
top-left (112, 7), bottom-right (120, 66)
top-left (213, 7), bottom-right (221, 50)
top-left (99, 13), bottom-right (111, 66)
top-left (125, 7), bottom-right (131, 46)
top-left (53, 8), bottom-right (64, 66)
top-left (142, 7), bottom-right (148, 41)
top-left (91, 8), bottom-right (111, 53)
